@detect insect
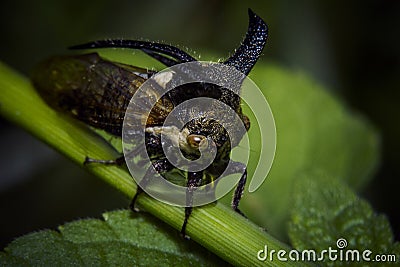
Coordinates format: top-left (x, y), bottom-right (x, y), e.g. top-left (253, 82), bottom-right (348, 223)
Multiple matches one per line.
top-left (31, 9), bottom-right (268, 237)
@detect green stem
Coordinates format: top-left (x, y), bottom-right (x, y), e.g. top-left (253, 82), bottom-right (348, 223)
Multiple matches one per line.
top-left (0, 61), bottom-right (310, 267)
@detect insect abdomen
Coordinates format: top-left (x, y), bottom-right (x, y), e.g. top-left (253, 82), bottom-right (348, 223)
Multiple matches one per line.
top-left (31, 53), bottom-right (148, 135)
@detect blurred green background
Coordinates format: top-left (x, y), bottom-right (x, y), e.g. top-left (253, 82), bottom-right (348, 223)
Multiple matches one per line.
top-left (0, 0), bottom-right (399, 248)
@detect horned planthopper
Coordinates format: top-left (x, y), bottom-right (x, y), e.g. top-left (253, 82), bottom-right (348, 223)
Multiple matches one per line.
top-left (31, 9), bottom-right (268, 237)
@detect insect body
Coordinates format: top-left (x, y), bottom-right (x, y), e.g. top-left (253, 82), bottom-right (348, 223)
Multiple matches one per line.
top-left (31, 9), bottom-right (268, 237)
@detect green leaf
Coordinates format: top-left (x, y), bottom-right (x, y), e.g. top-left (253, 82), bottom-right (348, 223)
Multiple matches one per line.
top-left (0, 210), bottom-right (225, 266)
top-left (288, 173), bottom-right (399, 266)
top-left (230, 65), bottom-right (380, 239)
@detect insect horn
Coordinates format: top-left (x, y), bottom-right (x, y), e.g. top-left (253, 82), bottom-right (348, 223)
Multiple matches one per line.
top-left (69, 40), bottom-right (196, 64)
top-left (223, 9), bottom-right (268, 75)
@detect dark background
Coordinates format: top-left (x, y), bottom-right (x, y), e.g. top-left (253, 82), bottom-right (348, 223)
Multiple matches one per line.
top-left (0, 0), bottom-right (399, 248)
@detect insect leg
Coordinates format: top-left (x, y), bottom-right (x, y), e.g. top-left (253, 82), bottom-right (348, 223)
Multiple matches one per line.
top-left (83, 145), bottom-right (141, 165)
top-left (129, 179), bottom-right (146, 212)
top-left (130, 158), bottom-right (172, 212)
top-left (224, 161), bottom-right (248, 216)
top-left (232, 169), bottom-right (247, 216)
top-left (181, 171), bottom-right (203, 239)
top-left (83, 140), bottom-right (144, 166)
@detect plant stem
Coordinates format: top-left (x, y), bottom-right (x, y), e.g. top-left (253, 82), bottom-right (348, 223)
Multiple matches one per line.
top-left (0, 61), bottom-right (311, 266)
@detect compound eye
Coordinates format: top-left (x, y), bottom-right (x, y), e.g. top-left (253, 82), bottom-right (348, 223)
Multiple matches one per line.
top-left (187, 134), bottom-right (206, 149)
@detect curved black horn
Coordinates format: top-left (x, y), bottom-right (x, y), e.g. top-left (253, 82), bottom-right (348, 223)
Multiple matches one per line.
top-left (69, 40), bottom-right (196, 64)
top-left (224, 9), bottom-right (268, 75)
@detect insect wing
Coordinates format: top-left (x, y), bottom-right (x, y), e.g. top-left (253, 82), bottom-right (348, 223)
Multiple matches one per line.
top-left (31, 53), bottom-right (171, 135)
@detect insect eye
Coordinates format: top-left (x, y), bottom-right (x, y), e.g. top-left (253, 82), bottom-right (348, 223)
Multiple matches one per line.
top-left (187, 134), bottom-right (207, 149)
